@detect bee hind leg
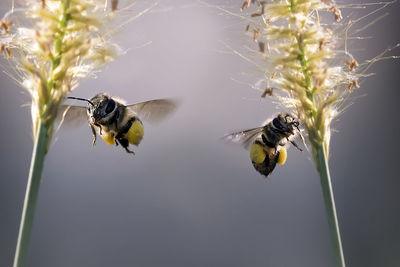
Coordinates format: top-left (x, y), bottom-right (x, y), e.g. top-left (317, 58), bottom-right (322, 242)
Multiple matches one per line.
top-left (117, 137), bottom-right (135, 155)
top-left (124, 147), bottom-right (135, 154)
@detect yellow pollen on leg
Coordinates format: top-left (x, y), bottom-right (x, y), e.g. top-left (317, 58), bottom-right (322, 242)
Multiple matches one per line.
top-left (100, 131), bottom-right (115, 145)
top-left (127, 120), bottom-right (144, 146)
top-left (250, 143), bottom-right (266, 164)
top-left (277, 148), bottom-right (287, 165)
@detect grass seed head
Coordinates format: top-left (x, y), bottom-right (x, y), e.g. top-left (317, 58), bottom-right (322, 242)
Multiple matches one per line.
top-left (0, 0), bottom-right (121, 141)
top-left (235, 0), bottom-right (394, 161)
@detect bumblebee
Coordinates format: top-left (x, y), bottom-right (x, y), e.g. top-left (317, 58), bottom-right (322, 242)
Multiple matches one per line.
top-left (62, 93), bottom-right (179, 154)
top-left (223, 113), bottom-right (303, 178)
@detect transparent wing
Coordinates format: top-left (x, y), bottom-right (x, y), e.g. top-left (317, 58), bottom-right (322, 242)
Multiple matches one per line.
top-left (56, 105), bottom-right (88, 128)
top-left (127, 99), bottom-right (180, 124)
top-left (222, 126), bottom-right (264, 150)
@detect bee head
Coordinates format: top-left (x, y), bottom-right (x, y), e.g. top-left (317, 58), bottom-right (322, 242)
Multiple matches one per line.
top-left (88, 93), bottom-right (117, 123)
top-left (273, 113), bottom-right (300, 136)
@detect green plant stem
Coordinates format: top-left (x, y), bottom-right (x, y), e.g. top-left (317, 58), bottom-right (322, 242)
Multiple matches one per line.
top-left (13, 121), bottom-right (49, 267)
top-left (315, 144), bottom-right (345, 267)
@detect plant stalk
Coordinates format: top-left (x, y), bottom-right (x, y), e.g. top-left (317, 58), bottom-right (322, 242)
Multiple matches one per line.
top-left (315, 144), bottom-right (345, 267)
top-left (13, 121), bottom-right (49, 267)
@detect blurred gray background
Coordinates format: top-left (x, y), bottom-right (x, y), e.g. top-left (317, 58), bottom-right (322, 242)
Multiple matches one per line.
top-left (1, 1), bottom-right (400, 266)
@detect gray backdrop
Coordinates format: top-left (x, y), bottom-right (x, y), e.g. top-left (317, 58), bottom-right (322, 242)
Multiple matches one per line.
top-left (1, 1), bottom-right (399, 266)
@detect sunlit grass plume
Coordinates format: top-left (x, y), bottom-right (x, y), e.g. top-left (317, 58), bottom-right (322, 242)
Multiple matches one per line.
top-left (0, 0), bottom-right (143, 266)
top-left (214, 0), bottom-right (398, 266)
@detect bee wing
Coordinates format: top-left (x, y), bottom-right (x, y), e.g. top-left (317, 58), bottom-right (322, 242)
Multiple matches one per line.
top-left (222, 126), bottom-right (265, 150)
top-left (127, 99), bottom-right (179, 124)
top-left (56, 105), bottom-right (88, 128)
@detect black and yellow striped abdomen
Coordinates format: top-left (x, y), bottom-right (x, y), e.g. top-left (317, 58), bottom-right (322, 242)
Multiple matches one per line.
top-left (99, 117), bottom-right (144, 146)
top-left (249, 141), bottom-right (287, 178)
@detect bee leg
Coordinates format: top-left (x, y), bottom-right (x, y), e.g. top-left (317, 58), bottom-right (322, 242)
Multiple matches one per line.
top-left (288, 138), bottom-right (303, 152)
top-left (117, 137), bottom-right (135, 155)
top-left (124, 147), bottom-right (135, 154)
top-left (96, 124), bottom-right (102, 135)
top-left (114, 138), bottom-right (119, 146)
top-left (90, 124), bottom-right (97, 146)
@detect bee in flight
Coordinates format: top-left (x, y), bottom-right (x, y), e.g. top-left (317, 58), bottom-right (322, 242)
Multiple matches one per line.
top-left (61, 93), bottom-right (179, 154)
top-left (223, 113), bottom-right (303, 178)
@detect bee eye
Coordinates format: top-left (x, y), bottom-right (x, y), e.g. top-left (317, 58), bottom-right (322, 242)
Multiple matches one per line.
top-left (273, 118), bottom-right (283, 129)
top-left (105, 99), bottom-right (115, 114)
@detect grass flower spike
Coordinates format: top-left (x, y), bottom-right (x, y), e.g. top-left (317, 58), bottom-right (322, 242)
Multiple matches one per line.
top-left (0, 1), bottom-right (121, 266)
top-left (241, 0), bottom-right (356, 160)
top-left (233, 0), bottom-right (383, 266)
top-left (1, 0), bottom-right (119, 142)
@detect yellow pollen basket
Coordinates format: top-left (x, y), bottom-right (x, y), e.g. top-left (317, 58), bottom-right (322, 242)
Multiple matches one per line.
top-left (127, 120), bottom-right (144, 146)
top-left (250, 143), bottom-right (266, 164)
top-left (101, 131), bottom-right (115, 145)
top-left (277, 148), bottom-right (287, 165)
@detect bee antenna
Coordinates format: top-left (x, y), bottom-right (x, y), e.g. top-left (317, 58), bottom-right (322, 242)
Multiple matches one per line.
top-left (67, 96), bottom-right (94, 107)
